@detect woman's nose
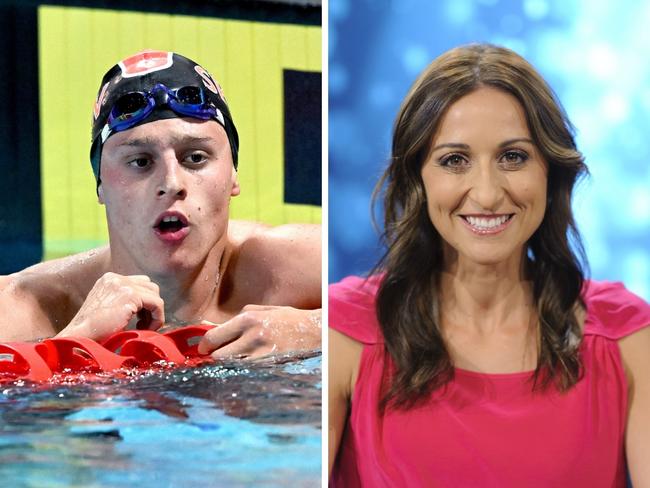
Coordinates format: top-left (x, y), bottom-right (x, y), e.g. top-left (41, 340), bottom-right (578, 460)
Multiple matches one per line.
top-left (468, 161), bottom-right (505, 211)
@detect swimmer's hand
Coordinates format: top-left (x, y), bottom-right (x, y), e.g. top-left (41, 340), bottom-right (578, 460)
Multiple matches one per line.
top-left (56, 272), bottom-right (165, 341)
top-left (197, 305), bottom-right (321, 359)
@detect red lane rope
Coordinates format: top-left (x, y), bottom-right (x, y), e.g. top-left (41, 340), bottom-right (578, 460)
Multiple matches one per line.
top-left (0, 325), bottom-right (215, 383)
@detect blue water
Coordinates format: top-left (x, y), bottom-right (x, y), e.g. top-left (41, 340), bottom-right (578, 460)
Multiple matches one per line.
top-left (0, 353), bottom-right (321, 487)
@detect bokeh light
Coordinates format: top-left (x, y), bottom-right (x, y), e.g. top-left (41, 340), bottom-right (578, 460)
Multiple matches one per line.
top-left (329, 0), bottom-right (650, 300)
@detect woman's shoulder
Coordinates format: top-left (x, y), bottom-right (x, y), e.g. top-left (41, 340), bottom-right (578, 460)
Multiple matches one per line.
top-left (583, 279), bottom-right (650, 340)
top-left (328, 274), bottom-right (384, 344)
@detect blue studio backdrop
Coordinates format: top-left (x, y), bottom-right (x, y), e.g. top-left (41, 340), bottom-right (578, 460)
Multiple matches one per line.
top-left (329, 0), bottom-right (650, 301)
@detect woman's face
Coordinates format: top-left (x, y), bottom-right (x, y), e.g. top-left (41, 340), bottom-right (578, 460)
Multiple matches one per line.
top-left (421, 86), bottom-right (548, 269)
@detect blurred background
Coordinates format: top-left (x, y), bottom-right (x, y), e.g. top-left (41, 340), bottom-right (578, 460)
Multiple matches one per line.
top-left (0, 0), bottom-right (321, 272)
top-left (329, 0), bottom-right (650, 300)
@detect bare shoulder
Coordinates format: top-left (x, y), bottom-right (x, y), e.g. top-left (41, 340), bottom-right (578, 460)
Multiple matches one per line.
top-left (23, 246), bottom-right (109, 300)
top-left (227, 220), bottom-right (271, 245)
top-left (227, 220), bottom-right (321, 308)
top-left (329, 328), bottom-right (364, 398)
top-left (229, 220), bottom-right (320, 248)
top-left (619, 326), bottom-right (650, 388)
top-left (0, 274), bottom-right (46, 340)
top-left (0, 246), bottom-right (110, 340)
top-left (328, 328), bottom-right (363, 472)
top-left (619, 325), bottom-right (650, 484)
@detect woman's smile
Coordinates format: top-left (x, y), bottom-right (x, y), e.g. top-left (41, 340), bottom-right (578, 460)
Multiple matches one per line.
top-left (421, 87), bottom-right (548, 267)
top-left (458, 213), bottom-right (514, 235)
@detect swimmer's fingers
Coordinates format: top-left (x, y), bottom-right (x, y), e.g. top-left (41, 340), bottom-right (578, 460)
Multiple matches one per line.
top-left (199, 306), bottom-right (322, 359)
top-left (197, 319), bottom-right (246, 356)
top-left (106, 278), bottom-right (165, 329)
top-left (115, 274), bottom-right (162, 297)
top-left (60, 272), bottom-right (164, 341)
top-left (130, 290), bottom-right (165, 331)
top-left (204, 339), bottom-right (260, 360)
top-left (126, 276), bottom-right (164, 329)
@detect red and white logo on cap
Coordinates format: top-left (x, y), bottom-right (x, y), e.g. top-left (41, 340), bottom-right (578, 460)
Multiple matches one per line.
top-left (194, 65), bottom-right (226, 101)
top-left (93, 81), bottom-right (110, 120)
top-left (118, 50), bottom-right (173, 78)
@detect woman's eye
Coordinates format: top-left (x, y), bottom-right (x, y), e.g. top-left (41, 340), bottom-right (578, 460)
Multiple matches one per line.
top-left (501, 150), bottom-right (528, 166)
top-left (184, 152), bottom-right (208, 165)
top-left (128, 158), bottom-right (150, 168)
top-left (439, 154), bottom-right (468, 169)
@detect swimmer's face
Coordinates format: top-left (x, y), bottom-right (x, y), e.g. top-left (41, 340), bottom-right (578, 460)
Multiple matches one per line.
top-left (98, 117), bottom-right (239, 274)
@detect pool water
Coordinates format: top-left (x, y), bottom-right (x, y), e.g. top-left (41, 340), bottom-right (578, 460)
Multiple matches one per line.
top-left (0, 353), bottom-right (321, 487)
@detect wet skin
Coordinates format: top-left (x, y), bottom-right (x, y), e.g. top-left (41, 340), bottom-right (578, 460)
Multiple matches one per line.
top-left (0, 118), bottom-right (321, 358)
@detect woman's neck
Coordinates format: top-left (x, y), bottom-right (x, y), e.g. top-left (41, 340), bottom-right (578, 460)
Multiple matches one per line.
top-left (438, 256), bottom-right (539, 373)
top-left (439, 253), bottom-right (535, 334)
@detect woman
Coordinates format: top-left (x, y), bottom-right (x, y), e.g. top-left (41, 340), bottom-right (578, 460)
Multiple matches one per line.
top-left (329, 44), bottom-right (650, 487)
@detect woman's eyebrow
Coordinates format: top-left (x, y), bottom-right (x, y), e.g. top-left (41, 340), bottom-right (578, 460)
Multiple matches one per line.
top-left (431, 142), bottom-right (470, 152)
top-left (498, 137), bottom-right (534, 147)
top-left (431, 138), bottom-right (534, 152)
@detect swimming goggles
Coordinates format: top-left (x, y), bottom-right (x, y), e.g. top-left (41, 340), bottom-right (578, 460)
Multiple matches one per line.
top-left (99, 83), bottom-right (225, 143)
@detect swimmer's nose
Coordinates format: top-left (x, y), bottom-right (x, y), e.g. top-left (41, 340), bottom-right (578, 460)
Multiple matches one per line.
top-left (157, 163), bottom-right (187, 199)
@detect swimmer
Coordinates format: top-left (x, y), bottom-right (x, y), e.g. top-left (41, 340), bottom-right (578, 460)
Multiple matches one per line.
top-left (0, 50), bottom-right (321, 359)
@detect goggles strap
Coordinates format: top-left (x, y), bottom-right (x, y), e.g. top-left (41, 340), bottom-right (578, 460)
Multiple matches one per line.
top-left (100, 106), bottom-right (226, 144)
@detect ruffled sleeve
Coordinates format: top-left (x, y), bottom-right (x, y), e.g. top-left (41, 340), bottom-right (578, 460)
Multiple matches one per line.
top-left (328, 275), bottom-right (384, 345)
top-left (583, 280), bottom-right (650, 340)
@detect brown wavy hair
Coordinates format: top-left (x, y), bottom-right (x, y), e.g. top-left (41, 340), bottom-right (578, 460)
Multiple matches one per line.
top-left (373, 44), bottom-right (589, 410)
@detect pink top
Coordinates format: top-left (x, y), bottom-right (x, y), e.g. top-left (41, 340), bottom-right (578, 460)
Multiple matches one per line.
top-left (329, 276), bottom-right (650, 487)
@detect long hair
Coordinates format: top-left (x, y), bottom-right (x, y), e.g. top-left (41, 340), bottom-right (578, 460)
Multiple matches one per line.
top-left (373, 44), bottom-right (589, 410)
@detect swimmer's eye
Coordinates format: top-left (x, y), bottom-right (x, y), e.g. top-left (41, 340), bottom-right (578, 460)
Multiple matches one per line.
top-left (183, 152), bottom-right (209, 166)
top-left (127, 157), bottom-right (151, 169)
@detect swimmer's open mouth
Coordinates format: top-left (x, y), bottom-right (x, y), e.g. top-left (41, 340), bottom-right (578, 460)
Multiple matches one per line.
top-left (154, 212), bottom-right (189, 234)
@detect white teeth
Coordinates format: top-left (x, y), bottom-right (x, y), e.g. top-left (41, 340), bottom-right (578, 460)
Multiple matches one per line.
top-left (162, 216), bottom-right (180, 223)
top-left (465, 215), bottom-right (509, 229)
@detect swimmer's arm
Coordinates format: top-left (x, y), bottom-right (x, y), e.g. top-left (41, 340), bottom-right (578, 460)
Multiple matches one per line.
top-left (0, 274), bottom-right (58, 341)
top-left (329, 328), bottom-right (362, 475)
top-left (272, 223), bottom-right (321, 309)
top-left (197, 223), bottom-right (321, 358)
top-left (0, 247), bottom-right (110, 339)
top-left (198, 305), bottom-right (321, 358)
top-left (242, 223), bottom-right (321, 309)
top-left (0, 249), bottom-right (162, 343)
top-left (620, 326), bottom-right (650, 486)
top-left (55, 272), bottom-right (164, 342)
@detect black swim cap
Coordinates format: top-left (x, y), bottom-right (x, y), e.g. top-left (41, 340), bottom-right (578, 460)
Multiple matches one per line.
top-left (90, 50), bottom-right (239, 184)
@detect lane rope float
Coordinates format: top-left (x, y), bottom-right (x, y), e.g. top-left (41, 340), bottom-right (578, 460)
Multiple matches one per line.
top-left (0, 325), bottom-right (214, 383)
